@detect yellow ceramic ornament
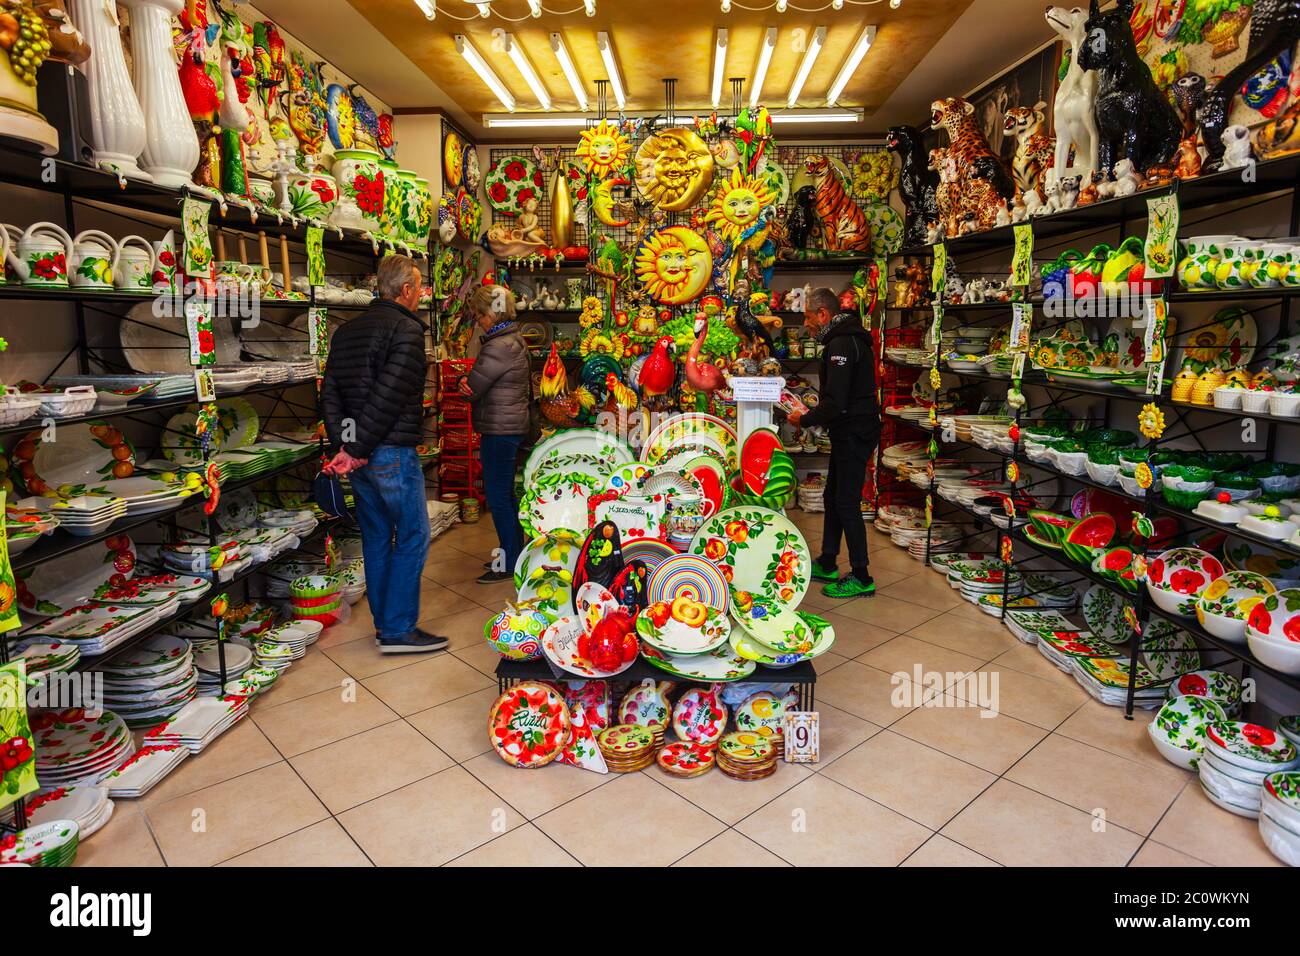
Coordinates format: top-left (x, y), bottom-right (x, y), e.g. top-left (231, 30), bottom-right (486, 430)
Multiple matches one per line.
top-left (1135, 462), bottom-right (1153, 490)
top-left (1171, 365), bottom-right (1198, 402)
top-left (703, 168), bottom-right (775, 243)
top-left (551, 165), bottom-right (574, 249)
top-left (1191, 369), bottom-right (1225, 405)
top-left (1138, 403), bottom-right (1166, 440)
top-left (592, 175), bottom-right (631, 227)
top-left (1224, 366), bottom-right (1251, 389)
top-left (576, 119), bottom-right (631, 179)
top-left (634, 127), bottom-right (715, 212)
top-left (634, 226), bottom-right (713, 305)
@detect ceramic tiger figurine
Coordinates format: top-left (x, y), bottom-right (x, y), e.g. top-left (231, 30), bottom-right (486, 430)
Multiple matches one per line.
top-left (803, 154), bottom-right (872, 253)
top-left (1004, 101), bottom-right (1056, 201)
top-left (930, 96), bottom-right (1013, 232)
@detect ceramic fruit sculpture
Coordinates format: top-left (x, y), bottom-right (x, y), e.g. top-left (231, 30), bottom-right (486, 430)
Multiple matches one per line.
top-left (930, 96), bottom-right (1013, 233)
top-left (1004, 101), bottom-right (1055, 203)
top-left (0, 0), bottom-right (57, 152)
top-left (1078, 0), bottom-right (1182, 181)
top-left (1045, 5), bottom-right (1099, 187)
top-left (885, 125), bottom-right (940, 249)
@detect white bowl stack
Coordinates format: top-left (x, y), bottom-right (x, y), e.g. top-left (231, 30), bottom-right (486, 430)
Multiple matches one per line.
top-left (1260, 771), bottom-right (1300, 865)
top-left (1198, 722), bottom-right (1300, 818)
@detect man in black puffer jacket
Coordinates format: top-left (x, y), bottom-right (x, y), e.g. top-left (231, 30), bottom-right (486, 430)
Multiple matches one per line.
top-left (322, 255), bottom-right (447, 654)
top-left (788, 287), bottom-right (881, 599)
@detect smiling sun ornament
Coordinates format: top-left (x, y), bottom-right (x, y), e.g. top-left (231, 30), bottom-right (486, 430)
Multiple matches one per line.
top-left (635, 226), bottom-right (713, 305)
top-left (634, 127), bottom-right (715, 212)
top-left (703, 167), bottom-right (774, 243)
top-left (577, 119), bottom-right (632, 179)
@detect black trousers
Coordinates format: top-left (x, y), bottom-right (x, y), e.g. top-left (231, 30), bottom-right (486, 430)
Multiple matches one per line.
top-left (821, 427), bottom-right (878, 578)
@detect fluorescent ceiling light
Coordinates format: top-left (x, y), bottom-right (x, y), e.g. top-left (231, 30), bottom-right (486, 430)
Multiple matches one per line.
top-left (826, 24), bottom-right (875, 107)
top-left (455, 34), bottom-right (516, 111)
top-left (584, 0), bottom-right (596, 13)
top-left (776, 0), bottom-right (787, 10)
top-left (597, 31), bottom-right (625, 110)
top-left (768, 108), bottom-right (861, 123)
top-left (484, 109), bottom-right (859, 127)
top-left (413, 0), bottom-right (435, 18)
top-left (721, 0), bottom-right (730, 9)
top-left (786, 25), bottom-right (825, 108)
top-left (504, 33), bottom-right (551, 110)
top-left (527, 0), bottom-right (542, 14)
top-left (550, 33), bottom-right (588, 111)
top-left (711, 29), bottom-right (728, 110)
top-left (483, 114), bottom-right (593, 128)
top-left (475, 2), bottom-right (490, 16)
top-left (750, 26), bottom-right (776, 108)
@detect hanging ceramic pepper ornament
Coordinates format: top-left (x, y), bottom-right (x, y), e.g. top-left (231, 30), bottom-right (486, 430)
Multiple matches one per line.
top-left (550, 147), bottom-right (575, 251)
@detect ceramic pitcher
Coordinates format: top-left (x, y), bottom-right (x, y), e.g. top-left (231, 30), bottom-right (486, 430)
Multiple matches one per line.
top-left (71, 230), bottom-right (121, 290)
top-left (5, 222), bottom-right (74, 287)
top-left (114, 235), bottom-right (157, 292)
top-left (120, 0), bottom-right (199, 188)
top-left (151, 230), bottom-right (178, 292)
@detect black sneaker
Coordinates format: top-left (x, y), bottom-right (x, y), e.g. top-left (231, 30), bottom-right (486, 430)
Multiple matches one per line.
top-left (477, 570), bottom-right (512, 584)
top-left (378, 631), bottom-right (450, 654)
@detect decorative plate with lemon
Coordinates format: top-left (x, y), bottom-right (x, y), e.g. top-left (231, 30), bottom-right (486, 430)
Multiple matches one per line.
top-left (635, 595), bottom-right (731, 655)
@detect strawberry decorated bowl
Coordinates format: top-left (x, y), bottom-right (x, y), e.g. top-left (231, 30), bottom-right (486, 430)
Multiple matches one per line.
top-left (1195, 571), bottom-right (1277, 644)
top-left (1145, 547), bottom-right (1225, 617)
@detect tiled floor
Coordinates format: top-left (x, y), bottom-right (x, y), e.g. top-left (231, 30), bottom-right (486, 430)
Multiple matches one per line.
top-left (73, 513), bottom-right (1281, 867)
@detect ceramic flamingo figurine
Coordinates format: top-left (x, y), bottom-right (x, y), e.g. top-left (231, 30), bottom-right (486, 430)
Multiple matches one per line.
top-left (685, 313), bottom-right (726, 393)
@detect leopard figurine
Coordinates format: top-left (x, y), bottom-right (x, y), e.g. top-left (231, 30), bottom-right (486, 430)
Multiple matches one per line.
top-left (930, 96), bottom-right (1013, 232)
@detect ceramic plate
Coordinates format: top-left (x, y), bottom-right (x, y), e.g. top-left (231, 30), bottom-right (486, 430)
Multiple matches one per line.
top-left (642, 414), bottom-right (738, 473)
top-left (20, 422), bottom-right (137, 493)
top-left (443, 132), bottom-right (464, 188)
top-left (734, 690), bottom-right (786, 740)
top-left (518, 471), bottom-right (602, 540)
top-left (487, 681), bottom-right (571, 768)
top-left (1223, 536), bottom-right (1300, 585)
top-left (671, 688), bottom-right (727, 745)
top-left (1179, 307), bottom-right (1257, 372)
top-left (619, 538), bottom-right (678, 574)
top-left (1141, 626), bottom-right (1201, 682)
top-left (514, 532), bottom-right (581, 617)
top-left (1081, 583), bottom-right (1132, 643)
top-left (865, 203), bottom-right (903, 257)
top-left (635, 601), bottom-right (731, 655)
top-left (34, 711), bottom-right (129, 765)
top-left (524, 429), bottom-right (634, 486)
top-left (120, 303), bottom-right (240, 374)
top-left (689, 506), bottom-right (811, 610)
top-left (484, 153), bottom-right (543, 216)
top-left (731, 599), bottom-right (823, 652)
top-left (647, 553), bottom-right (730, 613)
top-left (758, 156), bottom-right (789, 208)
top-left (541, 615), bottom-right (635, 678)
top-left (640, 643), bottom-right (756, 682)
top-left (19, 538), bottom-right (139, 615)
top-left (729, 610), bottom-right (835, 665)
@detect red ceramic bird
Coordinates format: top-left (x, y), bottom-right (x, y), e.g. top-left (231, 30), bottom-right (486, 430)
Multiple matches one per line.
top-left (638, 335), bottom-right (676, 398)
top-left (685, 313), bottom-right (726, 392)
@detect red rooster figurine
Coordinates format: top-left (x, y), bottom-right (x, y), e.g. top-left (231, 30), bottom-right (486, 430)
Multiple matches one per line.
top-left (638, 335), bottom-right (676, 398)
top-left (538, 343), bottom-right (580, 427)
top-left (685, 313), bottom-right (725, 392)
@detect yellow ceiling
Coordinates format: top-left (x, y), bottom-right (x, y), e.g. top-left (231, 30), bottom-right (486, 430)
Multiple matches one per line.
top-left (344, 0), bottom-right (974, 119)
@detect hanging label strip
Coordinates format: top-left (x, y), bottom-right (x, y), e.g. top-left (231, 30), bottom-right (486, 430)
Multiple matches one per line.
top-left (1144, 192), bottom-right (1179, 279)
top-left (1012, 223), bottom-right (1034, 287)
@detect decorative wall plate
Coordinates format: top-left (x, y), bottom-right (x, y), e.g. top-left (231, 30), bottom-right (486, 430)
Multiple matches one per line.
top-left (443, 132), bottom-right (465, 188)
top-left (734, 691), bottom-right (785, 741)
top-left (635, 600), bottom-right (731, 655)
top-left (647, 553), bottom-right (730, 613)
top-left (1179, 307), bottom-right (1256, 372)
top-left (642, 414), bottom-right (738, 473)
top-left (1081, 583), bottom-right (1132, 643)
top-left (524, 429), bottom-right (634, 486)
top-left (619, 539), bottom-right (677, 574)
top-left (592, 494), bottom-right (664, 543)
top-left (514, 532), bottom-right (582, 617)
top-left (485, 153), bottom-right (544, 216)
top-left (640, 643), bottom-right (755, 681)
top-left (487, 681), bottom-right (571, 768)
top-left (689, 506), bottom-right (811, 610)
top-left (729, 611), bottom-right (835, 666)
top-left (519, 471), bottom-right (602, 540)
top-left (18, 422), bottom-right (137, 494)
top-left (462, 147), bottom-right (481, 192)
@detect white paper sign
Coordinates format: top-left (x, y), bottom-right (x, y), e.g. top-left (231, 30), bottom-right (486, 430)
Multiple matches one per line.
top-left (730, 377), bottom-right (785, 403)
top-left (782, 711), bottom-right (820, 763)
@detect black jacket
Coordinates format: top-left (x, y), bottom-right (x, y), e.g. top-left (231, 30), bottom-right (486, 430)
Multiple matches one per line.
top-left (321, 299), bottom-right (427, 458)
top-left (799, 312), bottom-right (880, 438)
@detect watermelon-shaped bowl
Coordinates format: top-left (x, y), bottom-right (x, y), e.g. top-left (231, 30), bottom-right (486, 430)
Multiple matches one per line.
top-left (726, 471), bottom-right (792, 511)
top-left (1092, 545), bottom-right (1135, 590)
top-left (1061, 513), bottom-right (1116, 565)
top-left (1146, 547), bottom-right (1225, 618)
top-left (1028, 509), bottom-right (1074, 545)
top-left (739, 428), bottom-right (797, 501)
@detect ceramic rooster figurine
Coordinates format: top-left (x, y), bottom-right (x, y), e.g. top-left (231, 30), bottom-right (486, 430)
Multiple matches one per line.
top-left (638, 336), bottom-right (676, 398)
top-left (685, 314), bottom-right (726, 392)
top-left (604, 373), bottom-right (639, 412)
top-left (538, 344), bottom-right (580, 427)
top-left (178, 5), bottom-right (222, 192)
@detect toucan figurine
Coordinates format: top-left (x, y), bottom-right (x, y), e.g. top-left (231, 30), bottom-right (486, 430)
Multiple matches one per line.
top-left (571, 522), bottom-right (625, 614)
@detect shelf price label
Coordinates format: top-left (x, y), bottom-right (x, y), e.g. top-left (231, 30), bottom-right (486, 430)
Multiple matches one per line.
top-left (1012, 224), bottom-right (1034, 287)
top-left (1144, 193), bottom-right (1179, 279)
top-left (782, 712), bottom-right (819, 763)
top-left (306, 225), bottom-right (325, 289)
top-left (730, 376), bottom-right (784, 402)
top-left (308, 308), bottom-right (329, 357)
top-left (931, 243), bottom-right (947, 295)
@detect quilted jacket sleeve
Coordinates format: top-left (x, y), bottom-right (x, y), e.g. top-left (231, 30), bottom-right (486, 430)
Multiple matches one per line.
top-left (465, 335), bottom-right (511, 399)
top-left (321, 349), bottom-right (346, 452)
top-left (347, 320), bottom-right (427, 459)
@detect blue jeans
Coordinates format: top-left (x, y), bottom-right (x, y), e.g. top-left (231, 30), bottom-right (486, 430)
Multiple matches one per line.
top-left (348, 445), bottom-right (430, 639)
top-left (480, 433), bottom-right (525, 572)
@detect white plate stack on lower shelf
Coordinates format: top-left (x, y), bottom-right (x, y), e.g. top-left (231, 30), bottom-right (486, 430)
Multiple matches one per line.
top-left (33, 711), bottom-right (134, 787)
top-left (143, 695), bottom-right (250, 754)
top-left (92, 635), bottom-right (198, 728)
top-left (22, 786), bottom-right (113, 839)
top-left (40, 495), bottom-right (129, 536)
top-left (1198, 722), bottom-right (1300, 819)
top-left (11, 637), bottom-right (81, 676)
top-left (1260, 771), bottom-right (1300, 865)
top-left (191, 638), bottom-right (254, 695)
top-left (20, 604), bottom-right (162, 658)
top-left (101, 745), bottom-right (191, 798)
top-left (1068, 656), bottom-right (1167, 709)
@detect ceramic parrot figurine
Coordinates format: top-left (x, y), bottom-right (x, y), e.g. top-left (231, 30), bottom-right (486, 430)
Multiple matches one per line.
top-left (734, 106), bottom-right (772, 174)
top-left (638, 336), bottom-right (677, 398)
top-left (685, 314), bottom-right (726, 393)
top-left (178, 10), bottom-right (222, 192)
top-left (252, 20), bottom-right (285, 112)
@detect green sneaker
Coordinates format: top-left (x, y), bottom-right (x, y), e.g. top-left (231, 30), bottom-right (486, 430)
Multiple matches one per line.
top-left (810, 559), bottom-right (839, 582)
top-left (823, 575), bottom-right (876, 599)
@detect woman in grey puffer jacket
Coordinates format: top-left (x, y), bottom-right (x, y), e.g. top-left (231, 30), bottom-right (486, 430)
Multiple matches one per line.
top-left (460, 285), bottom-right (531, 583)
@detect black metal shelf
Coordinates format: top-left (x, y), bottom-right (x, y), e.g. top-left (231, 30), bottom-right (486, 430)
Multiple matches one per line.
top-left (0, 285), bottom-right (374, 310)
top-left (773, 256), bottom-right (871, 272)
top-left (889, 287), bottom-right (1300, 315)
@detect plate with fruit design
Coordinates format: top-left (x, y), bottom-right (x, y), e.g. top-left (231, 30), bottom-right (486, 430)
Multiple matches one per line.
top-left (689, 506), bottom-right (811, 611)
top-left (12, 422), bottom-right (136, 496)
top-left (640, 643), bottom-right (755, 681)
top-left (17, 535), bottom-right (138, 616)
top-left (541, 614), bottom-right (637, 678)
top-left (635, 597), bottom-right (731, 655)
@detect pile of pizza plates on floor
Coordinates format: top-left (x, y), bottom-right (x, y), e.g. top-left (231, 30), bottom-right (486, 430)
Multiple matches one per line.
top-left (91, 635), bottom-right (198, 728)
top-left (1038, 629), bottom-right (1124, 671)
top-left (11, 637), bottom-right (81, 676)
top-left (191, 637), bottom-right (254, 695)
top-left (143, 695), bottom-right (249, 754)
top-left (23, 786), bottom-right (113, 840)
top-left (34, 710), bottom-right (134, 787)
top-left (1069, 655), bottom-right (1167, 708)
top-left (101, 744), bottom-right (191, 798)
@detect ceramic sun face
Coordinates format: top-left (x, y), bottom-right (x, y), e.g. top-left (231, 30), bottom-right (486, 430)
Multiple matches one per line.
top-left (577, 119), bottom-right (632, 179)
top-left (704, 168), bottom-right (775, 243)
top-left (635, 226), bottom-right (712, 305)
top-left (634, 127), bottom-right (715, 212)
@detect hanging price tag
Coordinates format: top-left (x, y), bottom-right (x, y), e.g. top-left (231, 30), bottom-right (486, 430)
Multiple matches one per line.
top-left (308, 308), bottom-right (329, 357)
top-left (1144, 192), bottom-right (1179, 279)
top-left (194, 368), bottom-right (216, 402)
top-left (1009, 302), bottom-right (1033, 353)
top-left (0, 491), bottom-right (21, 636)
top-left (181, 196), bottom-right (214, 280)
top-left (931, 243), bottom-right (947, 294)
top-left (306, 225), bottom-right (325, 288)
top-left (185, 299), bottom-right (216, 366)
top-left (1012, 351), bottom-right (1027, 383)
top-left (929, 301), bottom-right (943, 347)
top-left (1012, 223), bottom-right (1034, 287)
top-left (782, 712), bottom-right (820, 763)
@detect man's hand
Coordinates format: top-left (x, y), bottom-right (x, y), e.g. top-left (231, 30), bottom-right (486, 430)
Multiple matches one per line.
top-left (787, 410), bottom-right (802, 428)
top-left (456, 377), bottom-right (473, 397)
top-left (325, 450), bottom-right (368, 476)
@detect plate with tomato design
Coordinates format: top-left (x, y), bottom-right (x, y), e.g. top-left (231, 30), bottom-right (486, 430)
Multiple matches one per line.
top-left (640, 643), bottom-right (755, 682)
top-left (670, 686), bottom-right (727, 745)
top-left (635, 596), bottom-right (731, 655)
top-left (485, 153), bottom-right (545, 216)
top-left (18, 536), bottom-right (138, 616)
top-left (656, 741), bottom-right (716, 777)
top-left (689, 506), bottom-right (811, 611)
top-left (487, 680), bottom-right (571, 768)
top-left (541, 615), bottom-right (636, 678)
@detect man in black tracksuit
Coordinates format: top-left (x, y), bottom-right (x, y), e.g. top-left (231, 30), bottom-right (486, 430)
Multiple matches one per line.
top-left (788, 288), bottom-right (881, 598)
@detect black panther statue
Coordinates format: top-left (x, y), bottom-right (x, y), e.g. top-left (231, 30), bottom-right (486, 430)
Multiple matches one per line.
top-left (1197, 0), bottom-right (1300, 171)
top-left (885, 124), bottom-right (940, 249)
top-left (1078, 0), bottom-right (1182, 178)
top-left (783, 185), bottom-right (817, 251)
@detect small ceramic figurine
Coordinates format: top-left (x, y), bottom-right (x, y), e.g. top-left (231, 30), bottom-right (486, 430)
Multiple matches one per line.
top-left (1045, 5), bottom-right (1099, 185)
top-left (1220, 124), bottom-right (1255, 170)
top-left (1253, 96), bottom-right (1300, 161)
top-left (885, 125), bottom-right (941, 249)
top-left (929, 147), bottom-right (959, 238)
top-left (1175, 137), bottom-right (1203, 178)
top-left (1100, 158), bottom-right (1142, 198)
top-left (1078, 0), bottom-right (1182, 179)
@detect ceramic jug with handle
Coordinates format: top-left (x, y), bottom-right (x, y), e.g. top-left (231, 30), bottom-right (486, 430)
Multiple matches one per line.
top-left (115, 235), bottom-right (158, 293)
top-left (71, 230), bottom-right (121, 290)
top-left (151, 230), bottom-right (178, 292)
top-left (5, 222), bottom-right (74, 288)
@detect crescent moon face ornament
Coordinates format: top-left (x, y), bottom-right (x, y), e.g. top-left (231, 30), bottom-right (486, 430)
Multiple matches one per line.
top-left (635, 226), bottom-right (713, 305)
top-left (593, 175), bottom-right (631, 227)
top-left (703, 167), bottom-right (775, 243)
top-left (577, 119), bottom-right (632, 178)
top-left (634, 127), bottom-right (715, 212)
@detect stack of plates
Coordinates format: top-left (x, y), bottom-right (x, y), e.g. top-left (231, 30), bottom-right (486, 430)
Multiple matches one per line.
top-left (210, 366), bottom-right (261, 392)
top-left (881, 441), bottom-right (930, 471)
top-left (42, 495), bottom-right (128, 536)
top-left (192, 638), bottom-right (254, 694)
top-left (21, 604), bottom-right (161, 657)
top-left (1260, 772), bottom-right (1300, 865)
top-left (656, 741), bottom-right (717, 778)
top-left (93, 636), bottom-right (198, 728)
top-left (258, 621), bottom-right (316, 661)
top-left (716, 732), bottom-right (777, 781)
top-left (958, 567), bottom-right (1024, 605)
top-left (12, 637), bottom-right (81, 676)
top-left (1070, 656), bottom-right (1166, 708)
top-left (1004, 608), bottom-right (1078, 644)
top-left (1022, 574), bottom-right (1078, 609)
top-left (0, 820), bottom-right (79, 867)
top-left (24, 786), bottom-right (113, 840)
top-left (143, 695), bottom-right (250, 753)
top-left (596, 724), bottom-right (657, 772)
top-left (1199, 722), bottom-right (1300, 819)
top-left (259, 509), bottom-right (317, 535)
top-left (34, 710), bottom-right (134, 786)
top-left (222, 665), bottom-right (282, 699)
top-left (254, 638), bottom-right (295, 671)
top-left (1037, 630), bottom-right (1122, 670)
top-left (102, 745), bottom-right (190, 797)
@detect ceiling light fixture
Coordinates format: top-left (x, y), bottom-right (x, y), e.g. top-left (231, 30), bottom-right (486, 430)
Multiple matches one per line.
top-left (710, 29), bottom-right (728, 110)
top-left (504, 33), bottom-right (551, 110)
top-left (483, 114), bottom-right (592, 128)
top-left (475, 2), bottom-right (490, 16)
top-left (826, 24), bottom-right (875, 107)
top-left (749, 26), bottom-right (776, 108)
top-left (786, 25), bottom-right (825, 108)
top-left (455, 34), bottom-right (516, 111)
top-left (596, 31), bottom-right (625, 110)
top-left (482, 108), bottom-right (860, 127)
top-left (527, 0), bottom-right (542, 15)
top-left (584, 0), bottom-right (596, 14)
top-left (890, 0), bottom-right (901, 7)
top-left (413, 0), bottom-right (435, 18)
top-left (768, 107), bottom-right (861, 123)
top-left (831, 0), bottom-right (843, 7)
top-left (721, 0), bottom-right (730, 10)
top-left (549, 33), bottom-right (588, 111)
top-left (776, 0), bottom-right (787, 11)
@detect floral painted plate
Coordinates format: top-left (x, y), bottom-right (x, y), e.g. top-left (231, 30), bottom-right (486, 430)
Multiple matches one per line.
top-left (33, 710), bottom-right (129, 766)
top-left (1081, 583), bottom-right (1132, 643)
top-left (19, 538), bottom-right (140, 616)
top-left (1037, 631), bottom-right (1122, 659)
top-left (487, 681), bottom-right (571, 768)
top-left (1140, 626), bottom-right (1201, 682)
top-left (690, 506), bottom-right (811, 610)
top-left (1206, 721), bottom-right (1299, 770)
top-left (519, 471), bottom-right (603, 540)
top-left (729, 611), bottom-right (835, 666)
top-left (541, 615), bottom-right (635, 679)
top-left (484, 153), bottom-right (544, 216)
top-left (642, 413), bottom-right (738, 473)
top-left (635, 600), bottom-right (731, 655)
top-left (524, 428), bottom-right (634, 486)
top-left (640, 643), bottom-right (755, 682)
top-left (0, 820), bottom-right (79, 867)
top-left (1178, 307), bottom-right (1256, 372)
top-left (1223, 536), bottom-right (1300, 585)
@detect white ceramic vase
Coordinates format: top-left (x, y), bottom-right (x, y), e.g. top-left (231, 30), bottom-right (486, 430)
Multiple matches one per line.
top-left (69, 0), bottom-right (150, 180)
top-left (119, 0), bottom-right (199, 189)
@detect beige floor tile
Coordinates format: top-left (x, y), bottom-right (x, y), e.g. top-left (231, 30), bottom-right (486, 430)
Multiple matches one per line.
top-left (814, 660), bottom-right (918, 727)
top-left (673, 830), bottom-right (792, 867)
top-left (416, 606), bottom-right (500, 650)
top-left (800, 587), bottom-right (860, 614)
top-left (453, 640), bottom-right (507, 678)
top-left (901, 834), bottom-right (1001, 867)
top-left (652, 760), bottom-right (813, 825)
top-left (259, 648), bottom-right (355, 703)
top-left (1150, 786), bottom-right (1284, 867)
top-left (338, 766), bottom-right (525, 866)
top-left (891, 702), bottom-right (1047, 774)
top-left (290, 720), bottom-right (454, 813)
top-left (1006, 734), bottom-right (1186, 835)
top-left (313, 603), bottom-right (376, 650)
top-left (361, 652), bottom-right (494, 716)
top-left (323, 635), bottom-right (433, 680)
top-left (821, 731), bottom-right (995, 829)
top-left (942, 779), bottom-right (1143, 867)
top-left (446, 576), bottom-right (516, 610)
top-left (989, 642), bottom-right (1072, 683)
top-left (813, 651), bottom-right (850, 674)
top-left (1055, 698), bottom-right (1174, 771)
top-left (833, 593), bottom-right (947, 633)
top-left (462, 753), bottom-right (614, 819)
top-left (74, 807), bottom-right (165, 867)
top-left (877, 571), bottom-right (967, 612)
top-left (1129, 840), bottom-right (1212, 867)
top-left (423, 555), bottom-right (491, 585)
top-left (145, 762), bottom-right (329, 867)
top-left (252, 684), bottom-right (398, 757)
top-left (946, 666), bottom-right (1085, 730)
top-left (736, 775), bottom-right (932, 866)
top-left (217, 819), bottom-right (373, 866)
top-left (811, 702), bottom-right (880, 766)
top-left (815, 609), bottom-right (902, 658)
top-left (405, 687), bottom-right (501, 762)
top-left (857, 634), bottom-right (987, 679)
top-left (416, 580), bottom-right (484, 620)
top-left (446, 823), bottom-right (579, 867)
top-left (905, 608), bottom-right (1020, 662)
top-left (138, 718), bottom-right (281, 807)
top-left (534, 773), bottom-right (725, 866)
